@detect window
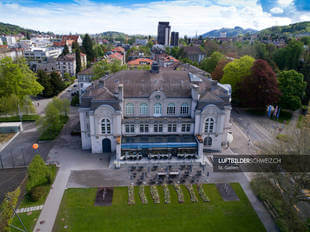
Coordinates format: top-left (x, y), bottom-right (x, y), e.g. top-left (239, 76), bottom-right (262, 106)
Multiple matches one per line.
top-left (154, 103), bottom-right (162, 116)
top-left (140, 124), bottom-right (149, 133)
top-left (168, 123), bottom-right (177, 132)
top-left (126, 103), bottom-right (134, 115)
top-left (180, 103), bottom-right (189, 115)
top-left (167, 103), bottom-right (175, 115)
top-left (125, 124), bottom-right (135, 133)
top-left (205, 118), bottom-right (214, 133)
top-left (154, 124), bottom-right (163, 133)
top-left (181, 124), bottom-right (191, 132)
top-left (204, 137), bottom-right (212, 146)
top-left (140, 103), bottom-right (148, 115)
top-left (101, 119), bottom-right (111, 134)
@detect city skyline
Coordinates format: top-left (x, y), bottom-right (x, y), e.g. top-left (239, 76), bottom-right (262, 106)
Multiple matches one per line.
top-left (0, 0), bottom-right (309, 36)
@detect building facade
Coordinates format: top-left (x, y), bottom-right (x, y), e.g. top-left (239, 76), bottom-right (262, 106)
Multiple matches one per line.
top-left (79, 63), bottom-right (232, 167)
top-left (157, 22), bottom-right (171, 46)
top-left (56, 54), bottom-right (76, 77)
top-left (170, 32), bottom-right (179, 47)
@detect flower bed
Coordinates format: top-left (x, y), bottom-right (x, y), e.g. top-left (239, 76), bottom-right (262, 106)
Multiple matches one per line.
top-left (150, 185), bottom-right (160, 204)
top-left (174, 184), bottom-right (184, 203)
top-left (186, 184), bottom-right (198, 203)
top-left (197, 184), bottom-right (210, 202)
top-left (163, 184), bottom-right (171, 204)
top-left (139, 185), bottom-right (148, 204)
top-left (128, 185), bottom-right (135, 205)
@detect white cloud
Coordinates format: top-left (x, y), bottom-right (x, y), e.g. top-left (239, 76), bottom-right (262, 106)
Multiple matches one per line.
top-left (0, 0), bottom-right (307, 36)
top-left (270, 7), bottom-right (284, 14)
top-left (278, 0), bottom-right (294, 7)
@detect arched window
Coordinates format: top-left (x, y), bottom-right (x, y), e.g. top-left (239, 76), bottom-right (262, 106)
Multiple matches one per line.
top-left (154, 103), bottom-right (162, 116)
top-left (204, 118), bottom-right (214, 133)
top-left (126, 103), bottom-right (134, 115)
top-left (204, 137), bottom-right (212, 146)
top-left (101, 119), bottom-right (111, 134)
top-left (140, 103), bottom-right (148, 115)
top-left (180, 103), bottom-right (189, 115)
top-left (167, 103), bottom-right (175, 115)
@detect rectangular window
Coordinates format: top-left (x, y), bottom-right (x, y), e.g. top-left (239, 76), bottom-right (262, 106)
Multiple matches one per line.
top-left (168, 123), bottom-right (177, 132)
top-left (140, 124), bottom-right (149, 133)
top-left (154, 124), bottom-right (163, 133)
top-left (125, 124), bottom-right (135, 133)
top-left (181, 124), bottom-right (191, 132)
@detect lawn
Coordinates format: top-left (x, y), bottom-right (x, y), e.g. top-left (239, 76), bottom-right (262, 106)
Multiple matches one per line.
top-left (0, 133), bottom-right (15, 144)
top-left (10, 210), bottom-right (40, 232)
top-left (53, 183), bottom-right (265, 232)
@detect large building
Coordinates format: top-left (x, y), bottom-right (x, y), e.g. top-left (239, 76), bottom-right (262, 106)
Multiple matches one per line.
top-left (79, 63), bottom-right (232, 168)
top-left (157, 22), bottom-right (171, 46)
top-left (170, 31), bottom-right (179, 47)
top-left (56, 54), bottom-right (76, 76)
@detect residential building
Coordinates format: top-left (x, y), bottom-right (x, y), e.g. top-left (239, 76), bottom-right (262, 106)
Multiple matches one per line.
top-left (127, 58), bottom-right (153, 69)
top-left (0, 47), bottom-right (24, 60)
top-left (1, 36), bottom-right (16, 46)
top-left (183, 46), bottom-right (205, 63)
top-left (24, 47), bottom-right (62, 72)
top-left (80, 52), bottom-right (87, 70)
top-left (77, 67), bottom-right (94, 102)
top-left (158, 55), bottom-right (179, 68)
top-left (0, 38), bottom-right (2, 46)
top-left (157, 22), bottom-right (171, 46)
top-left (53, 35), bottom-right (82, 48)
top-left (135, 39), bottom-right (148, 46)
top-left (79, 62), bottom-right (232, 168)
top-left (106, 52), bottom-right (125, 65)
top-left (57, 54), bottom-right (76, 76)
top-left (170, 32), bottom-right (179, 47)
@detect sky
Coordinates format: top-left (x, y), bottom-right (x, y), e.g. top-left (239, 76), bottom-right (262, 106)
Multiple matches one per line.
top-left (0, 0), bottom-right (309, 36)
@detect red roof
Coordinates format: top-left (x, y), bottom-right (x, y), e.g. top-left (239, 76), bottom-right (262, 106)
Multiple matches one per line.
top-left (112, 46), bottom-right (125, 54)
top-left (128, 58), bottom-right (153, 66)
top-left (80, 52), bottom-right (86, 57)
top-left (62, 35), bottom-right (80, 42)
top-left (108, 52), bottom-right (123, 61)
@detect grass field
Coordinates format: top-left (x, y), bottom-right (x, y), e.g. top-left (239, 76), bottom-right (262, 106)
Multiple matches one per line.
top-left (53, 183), bottom-right (265, 232)
top-left (10, 210), bottom-right (40, 232)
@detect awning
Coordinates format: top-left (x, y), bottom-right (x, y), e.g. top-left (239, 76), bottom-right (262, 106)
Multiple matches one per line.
top-left (121, 135), bottom-right (198, 149)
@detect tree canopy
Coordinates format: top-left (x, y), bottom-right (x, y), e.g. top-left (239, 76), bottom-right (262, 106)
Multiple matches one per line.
top-left (239, 59), bottom-right (281, 108)
top-left (93, 60), bottom-right (127, 80)
top-left (277, 70), bottom-right (306, 110)
top-left (211, 58), bottom-right (230, 81)
top-left (82, 34), bottom-right (95, 64)
top-left (220, 55), bottom-right (255, 96)
top-left (200, 51), bottom-right (224, 73)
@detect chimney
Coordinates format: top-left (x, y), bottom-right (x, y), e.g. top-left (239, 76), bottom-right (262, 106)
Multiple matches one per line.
top-left (150, 61), bottom-right (159, 73)
top-left (118, 84), bottom-right (124, 101)
top-left (191, 84), bottom-right (200, 101)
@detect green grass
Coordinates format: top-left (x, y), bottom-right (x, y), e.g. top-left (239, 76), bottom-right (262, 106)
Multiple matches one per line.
top-left (39, 116), bottom-right (68, 140)
top-left (53, 183), bottom-right (265, 232)
top-left (297, 115), bottom-right (304, 128)
top-left (10, 210), bottom-right (40, 232)
top-left (19, 165), bottom-right (57, 208)
top-left (0, 114), bottom-right (40, 122)
top-left (276, 134), bottom-right (290, 142)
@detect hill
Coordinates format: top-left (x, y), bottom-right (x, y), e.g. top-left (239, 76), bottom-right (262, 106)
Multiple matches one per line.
top-left (201, 26), bottom-right (257, 38)
top-left (258, 21), bottom-right (310, 37)
top-left (100, 31), bottom-right (127, 39)
top-left (0, 22), bottom-right (39, 35)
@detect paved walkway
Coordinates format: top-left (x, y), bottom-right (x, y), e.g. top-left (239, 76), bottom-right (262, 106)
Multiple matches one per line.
top-left (16, 205), bottom-right (43, 213)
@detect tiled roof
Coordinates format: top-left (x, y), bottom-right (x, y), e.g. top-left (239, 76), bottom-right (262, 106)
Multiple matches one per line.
top-left (57, 54), bottom-right (75, 61)
top-left (112, 46), bottom-right (125, 54)
top-left (127, 58), bottom-right (153, 66)
top-left (108, 52), bottom-right (123, 61)
top-left (77, 67), bottom-right (93, 75)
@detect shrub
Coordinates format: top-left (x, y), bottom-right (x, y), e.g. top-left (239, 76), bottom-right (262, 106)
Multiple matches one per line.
top-left (29, 186), bottom-right (48, 202)
top-left (26, 155), bottom-right (49, 192)
top-left (0, 187), bottom-right (21, 232)
top-left (71, 94), bottom-right (79, 106)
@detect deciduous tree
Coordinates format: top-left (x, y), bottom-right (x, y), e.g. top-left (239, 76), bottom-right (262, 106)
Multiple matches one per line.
top-left (211, 58), bottom-right (230, 81)
top-left (200, 51), bottom-right (224, 73)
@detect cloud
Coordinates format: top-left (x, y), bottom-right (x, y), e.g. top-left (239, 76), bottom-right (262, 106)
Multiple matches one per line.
top-left (0, 0), bottom-right (308, 36)
top-left (278, 0), bottom-right (294, 7)
top-left (270, 7), bottom-right (284, 14)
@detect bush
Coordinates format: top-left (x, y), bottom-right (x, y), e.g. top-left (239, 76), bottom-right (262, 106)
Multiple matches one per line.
top-left (29, 185), bottom-right (48, 202)
top-left (26, 155), bottom-right (49, 192)
top-left (0, 187), bottom-right (21, 232)
top-left (71, 94), bottom-right (79, 106)
top-left (0, 114), bottom-right (39, 122)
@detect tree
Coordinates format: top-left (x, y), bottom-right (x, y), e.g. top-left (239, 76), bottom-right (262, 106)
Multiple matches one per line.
top-left (26, 155), bottom-right (49, 191)
top-left (50, 71), bottom-right (66, 95)
top-left (93, 59), bottom-right (127, 80)
top-left (239, 59), bottom-right (281, 108)
top-left (37, 70), bottom-right (54, 97)
top-left (82, 34), bottom-right (95, 64)
top-left (273, 39), bottom-right (304, 70)
top-left (200, 51), bottom-right (224, 73)
top-left (72, 41), bottom-right (79, 51)
top-left (277, 70), bottom-right (306, 110)
top-left (75, 47), bottom-right (82, 74)
top-left (220, 55), bottom-right (255, 97)
top-left (211, 58), bottom-right (230, 81)
top-left (62, 44), bottom-right (69, 56)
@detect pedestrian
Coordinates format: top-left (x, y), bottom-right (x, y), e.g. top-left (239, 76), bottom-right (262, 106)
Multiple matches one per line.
top-left (37, 102), bottom-right (39, 107)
